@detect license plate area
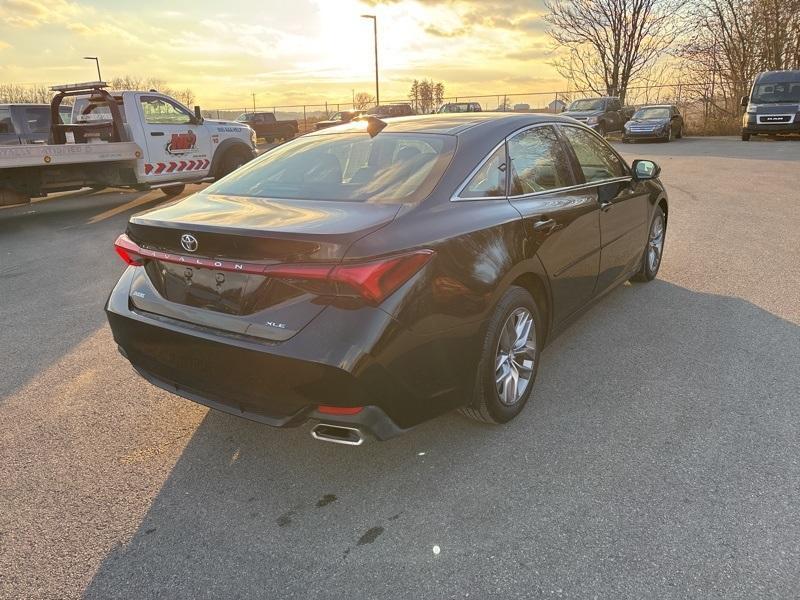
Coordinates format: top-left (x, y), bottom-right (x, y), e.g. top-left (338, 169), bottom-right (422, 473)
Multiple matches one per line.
top-left (150, 261), bottom-right (256, 315)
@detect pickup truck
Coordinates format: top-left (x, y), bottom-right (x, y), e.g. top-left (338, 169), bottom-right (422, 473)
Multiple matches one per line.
top-left (236, 112), bottom-right (298, 142)
top-left (0, 104), bottom-right (52, 145)
top-left (561, 97), bottom-right (633, 136)
top-left (0, 82), bottom-right (257, 206)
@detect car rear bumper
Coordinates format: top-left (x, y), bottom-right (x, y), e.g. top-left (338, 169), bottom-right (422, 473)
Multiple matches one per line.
top-left (105, 268), bottom-right (474, 439)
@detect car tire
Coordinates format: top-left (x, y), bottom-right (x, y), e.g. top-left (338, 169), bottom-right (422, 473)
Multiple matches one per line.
top-left (161, 184), bottom-right (185, 198)
top-left (265, 137), bottom-right (274, 144)
top-left (217, 146), bottom-right (253, 178)
top-left (676, 125), bottom-right (683, 139)
top-left (622, 137), bottom-right (630, 143)
top-left (460, 286), bottom-right (543, 425)
top-left (596, 122), bottom-right (606, 137)
top-left (632, 206), bottom-right (666, 282)
top-left (741, 131), bottom-right (751, 141)
top-left (0, 187), bottom-right (30, 206)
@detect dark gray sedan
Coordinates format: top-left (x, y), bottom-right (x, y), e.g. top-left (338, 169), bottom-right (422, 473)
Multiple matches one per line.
top-left (622, 105), bottom-right (684, 143)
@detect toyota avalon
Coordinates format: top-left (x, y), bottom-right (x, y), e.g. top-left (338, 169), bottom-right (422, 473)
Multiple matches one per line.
top-left (106, 113), bottom-right (668, 445)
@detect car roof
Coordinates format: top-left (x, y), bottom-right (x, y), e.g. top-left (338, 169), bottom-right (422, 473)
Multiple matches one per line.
top-left (637, 104), bottom-right (674, 108)
top-left (306, 112), bottom-right (575, 136)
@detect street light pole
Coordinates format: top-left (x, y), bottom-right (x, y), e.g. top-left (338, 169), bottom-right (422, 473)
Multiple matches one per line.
top-left (83, 56), bottom-right (102, 81)
top-left (360, 14), bottom-right (379, 107)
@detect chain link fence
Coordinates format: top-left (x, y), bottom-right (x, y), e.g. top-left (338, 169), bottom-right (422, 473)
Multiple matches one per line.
top-left (206, 81), bottom-right (739, 136)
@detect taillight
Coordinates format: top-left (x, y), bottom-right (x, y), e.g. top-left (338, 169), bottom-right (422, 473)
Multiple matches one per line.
top-left (264, 250), bottom-right (434, 304)
top-left (114, 234), bottom-right (144, 266)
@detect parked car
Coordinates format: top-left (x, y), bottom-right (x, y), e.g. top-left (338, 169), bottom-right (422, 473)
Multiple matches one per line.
top-left (314, 110), bottom-right (365, 130)
top-left (437, 102), bottom-right (482, 113)
top-left (562, 97), bottom-right (631, 136)
top-left (740, 69), bottom-right (800, 141)
top-left (237, 112), bottom-right (298, 142)
top-left (622, 105), bottom-right (684, 142)
top-left (365, 104), bottom-right (415, 118)
top-left (107, 113), bottom-right (668, 445)
top-left (0, 104), bottom-right (52, 145)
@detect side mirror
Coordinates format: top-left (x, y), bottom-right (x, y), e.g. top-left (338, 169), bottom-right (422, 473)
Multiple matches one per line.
top-left (740, 96), bottom-right (748, 107)
top-left (632, 159), bottom-right (660, 180)
top-left (193, 105), bottom-right (204, 124)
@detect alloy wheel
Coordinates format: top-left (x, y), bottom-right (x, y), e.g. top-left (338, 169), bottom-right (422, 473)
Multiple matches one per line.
top-left (647, 212), bottom-right (665, 272)
top-left (495, 308), bottom-right (537, 406)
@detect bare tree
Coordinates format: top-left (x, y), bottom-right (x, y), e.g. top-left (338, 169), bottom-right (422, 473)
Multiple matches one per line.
top-left (354, 91), bottom-right (375, 110)
top-left (0, 83), bottom-right (52, 104)
top-left (544, 0), bottom-right (680, 103)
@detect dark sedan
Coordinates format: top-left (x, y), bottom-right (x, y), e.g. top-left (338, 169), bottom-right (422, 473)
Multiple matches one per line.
top-left (107, 113), bottom-right (668, 445)
top-left (622, 105), bottom-right (684, 142)
top-left (314, 110), bottom-right (365, 130)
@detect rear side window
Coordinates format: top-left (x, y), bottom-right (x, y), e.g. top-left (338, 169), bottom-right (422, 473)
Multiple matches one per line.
top-left (561, 126), bottom-right (626, 183)
top-left (508, 126), bottom-right (573, 195)
top-left (460, 145), bottom-right (507, 198)
top-left (205, 132), bottom-right (456, 205)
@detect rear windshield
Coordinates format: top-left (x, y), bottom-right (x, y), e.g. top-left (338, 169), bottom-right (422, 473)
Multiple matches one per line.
top-left (204, 132), bottom-right (456, 204)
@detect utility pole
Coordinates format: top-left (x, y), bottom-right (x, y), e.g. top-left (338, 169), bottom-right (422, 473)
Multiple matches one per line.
top-left (361, 14), bottom-right (379, 107)
top-left (83, 56), bottom-right (102, 81)
top-left (252, 93), bottom-right (256, 112)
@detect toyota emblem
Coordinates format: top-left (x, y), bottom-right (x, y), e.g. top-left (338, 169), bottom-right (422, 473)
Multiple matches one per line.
top-left (180, 234), bottom-right (198, 253)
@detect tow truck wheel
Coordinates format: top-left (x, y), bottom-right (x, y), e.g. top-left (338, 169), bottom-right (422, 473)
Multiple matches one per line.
top-left (161, 184), bottom-right (186, 198)
top-left (0, 188), bottom-right (31, 207)
top-left (218, 147), bottom-right (253, 177)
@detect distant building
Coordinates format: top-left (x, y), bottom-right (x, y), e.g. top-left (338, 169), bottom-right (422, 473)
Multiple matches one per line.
top-left (548, 99), bottom-right (567, 113)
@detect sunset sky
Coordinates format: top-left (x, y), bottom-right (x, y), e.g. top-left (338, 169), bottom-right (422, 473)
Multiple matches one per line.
top-left (0, 0), bottom-right (562, 109)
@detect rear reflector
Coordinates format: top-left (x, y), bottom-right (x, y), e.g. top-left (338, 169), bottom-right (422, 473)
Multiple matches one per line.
top-left (317, 405), bottom-right (364, 415)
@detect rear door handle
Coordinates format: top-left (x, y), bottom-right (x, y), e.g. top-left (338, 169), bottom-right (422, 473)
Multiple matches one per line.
top-left (150, 131), bottom-right (164, 137)
top-left (533, 218), bottom-right (557, 232)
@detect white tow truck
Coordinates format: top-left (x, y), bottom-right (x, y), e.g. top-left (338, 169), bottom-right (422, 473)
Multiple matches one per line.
top-left (0, 82), bottom-right (258, 206)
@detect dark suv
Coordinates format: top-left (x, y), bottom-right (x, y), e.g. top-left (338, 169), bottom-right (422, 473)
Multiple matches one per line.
top-left (561, 97), bottom-right (630, 137)
top-left (0, 104), bottom-right (52, 145)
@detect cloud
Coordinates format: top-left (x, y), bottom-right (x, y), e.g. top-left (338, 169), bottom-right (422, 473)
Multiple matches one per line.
top-left (0, 0), bottom-right (81, 27)
top-left (0, 40), bottom-right (10, 50)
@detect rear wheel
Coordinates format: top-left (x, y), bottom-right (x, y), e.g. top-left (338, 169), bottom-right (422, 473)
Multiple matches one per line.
top-left (632, 207), bottom-right (666, 282)
top-left (675, 125), bottom-right (683, 139)
top-left (0, 188), bottom-right (31, 206)
top-left (161, 184), bottom-right (185, 198)
top-left (460, 286), bottom-right (542, 424)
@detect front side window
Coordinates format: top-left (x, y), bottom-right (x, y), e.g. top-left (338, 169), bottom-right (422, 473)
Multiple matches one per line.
top-left (140, 96), bottom-right (192, 125)
top-left (460, 145), bottom-right (507, 199)
top-left (507, 126), bottom-right (573, 195)
top-left (561, 126), bottom-right (626, 183)
top-left (204, 132), bottom-right (455, 205)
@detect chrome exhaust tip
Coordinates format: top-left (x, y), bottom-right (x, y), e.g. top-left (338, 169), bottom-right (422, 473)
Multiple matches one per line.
top-left (311, 424), bottom-right (365, 446)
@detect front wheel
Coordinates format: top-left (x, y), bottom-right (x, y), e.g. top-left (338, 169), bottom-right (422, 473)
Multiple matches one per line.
top-left (596, 122), bottom-right (606, 137)
top-left (161, 184), bottom-right (185, 198)
top-left (460, 286), bottom-right (543, 424)
top-left (632, 207), bottom-right (666, 282)
top-left (217, 147), bottom-right (253, 178)
top-left (741, 131), bottom-right (751, 141)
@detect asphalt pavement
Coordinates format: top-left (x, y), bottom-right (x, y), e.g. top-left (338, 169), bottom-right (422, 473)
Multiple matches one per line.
top-left (1, 137), bottom-right (799, 599)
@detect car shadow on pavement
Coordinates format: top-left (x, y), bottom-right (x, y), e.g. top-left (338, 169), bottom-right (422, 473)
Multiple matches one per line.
top-left (83, 280), bottom-right (800, 599)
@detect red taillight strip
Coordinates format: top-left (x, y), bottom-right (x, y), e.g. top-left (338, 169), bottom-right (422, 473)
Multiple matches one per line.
top-left (113, 233), bottom-right (268, 275)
